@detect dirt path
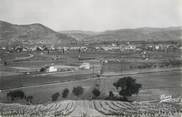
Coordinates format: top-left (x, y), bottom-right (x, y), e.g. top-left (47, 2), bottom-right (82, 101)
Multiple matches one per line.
top-left (14, 54), bottom-right (34, 61)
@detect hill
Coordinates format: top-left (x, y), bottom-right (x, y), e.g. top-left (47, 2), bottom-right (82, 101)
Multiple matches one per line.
top-left (63, 27), bottom-right (182, 43)
top-left (60, 30), bottom-right (99, 41)
top-left (0, 20), bottom-right (77, 47)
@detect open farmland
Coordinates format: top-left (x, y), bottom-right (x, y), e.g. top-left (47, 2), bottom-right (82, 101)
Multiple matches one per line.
top-left (0, 43), bottom-right (182, 104)
top-left (0, 48), bottom-right (181, 83)
top-left (0, 70), bottom-right (181, 104)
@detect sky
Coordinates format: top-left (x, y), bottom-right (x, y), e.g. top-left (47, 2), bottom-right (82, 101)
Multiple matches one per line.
top-left (0, 0), bottom-right (181, 31)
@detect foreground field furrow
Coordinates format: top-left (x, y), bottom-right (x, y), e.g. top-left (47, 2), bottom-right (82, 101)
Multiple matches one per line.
top-left (93, 100), bottom-right (182, 116)
top-left (0, 100), bottom-right (182, 117)
top-left (114, 101), bottom-right (134, 110)
top-left (104, 101), bottom-right (123, 114)
top-left (64, 102), bottom-right (76, 116)
top-left (51, 101), bottom-right (76, 116)
top-left (111, 101), bottom-right (137, 114)
top-left (0, 101), bottom-right (77, 117)
top-left (93, 101), bottom-right (114, 115)
top-left (102, 101), bottom-right (121, 115)
top-left (111, 101), bottom-right (136, 111)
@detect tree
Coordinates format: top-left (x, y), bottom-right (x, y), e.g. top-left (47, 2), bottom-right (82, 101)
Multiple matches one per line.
top-left (113, 77), bottom-right (142, 100)
top-left (72, 86), bottom-right (84, 97)
top-left (4, 61), bottom-right (7, 66)
top-left (62, 88), bottom-right (69, 98)
top-left (92, 88), bottom-right (101, 98)
top-left (51, 92), bottom-right (60, 101)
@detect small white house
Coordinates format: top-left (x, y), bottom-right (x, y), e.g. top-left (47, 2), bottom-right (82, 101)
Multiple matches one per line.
top-left (155, 45), bottom-right (160, 50)
top-left (48, 66), bottom-right (57, 72)
top-left (179, 46), bottom-right (182, 50)
top-left (1, 47), bottom-right (6, 50)
top-left (79, 63), bottom-right (90, 69)
top-left (112, 43), bottom-right (117, 47)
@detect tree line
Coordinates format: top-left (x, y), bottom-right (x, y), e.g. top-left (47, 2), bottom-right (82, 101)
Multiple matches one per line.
top-left (7, 76), bottom-right (142, 103)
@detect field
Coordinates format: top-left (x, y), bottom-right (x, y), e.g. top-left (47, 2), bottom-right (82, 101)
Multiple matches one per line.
top-left (0, 47), bottom-right (182, 104)
top-left (0, 70), bottom-right (181, 104)
top-left (0, 100), bottom-right (181, 117)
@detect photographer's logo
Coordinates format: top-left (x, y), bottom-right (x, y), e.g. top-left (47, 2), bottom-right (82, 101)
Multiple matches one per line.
top-left (160, 94), bottom-right (172, 102)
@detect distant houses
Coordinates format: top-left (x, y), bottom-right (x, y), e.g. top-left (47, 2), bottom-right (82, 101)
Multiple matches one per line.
top-left (39, 65), bottom-right (76, 73)
top-left (1, 40), bottom-right (180, 53)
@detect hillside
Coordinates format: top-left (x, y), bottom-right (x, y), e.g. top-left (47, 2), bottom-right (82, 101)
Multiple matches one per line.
top-left (0, 21), bottom-right (77, 47)
top-left (63, 27), bottom-right (182, 43)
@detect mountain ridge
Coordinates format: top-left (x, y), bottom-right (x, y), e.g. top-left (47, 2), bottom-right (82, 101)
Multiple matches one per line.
top-left (0, 20), bottom-right (77, 47)
top-left (62, 27), bottom-right (182, 42)
top-left (0, 20), bottom-right (181, 48)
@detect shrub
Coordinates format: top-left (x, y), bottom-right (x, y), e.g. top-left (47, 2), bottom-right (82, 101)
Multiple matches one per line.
top-left (109, 91), bottom-right (114, 98)
top-left (72, 86), bottom-right (84, 97)
top-left (39, 67), bottom-right (46, 72)
top-left (51, 92), bottom-right (60, 101)
top-left (104, 91), bottom-right (115, 100)
top-left (7, 90), bottom-right (25, 101)
top-left (26, 96), bottom-right (33, 103)
top-left (62, 88), bottom-right (69, 98)
top-left (92, 88), bottom-right (101, 98)
top-left (4, 61), bottom-right (7, 66)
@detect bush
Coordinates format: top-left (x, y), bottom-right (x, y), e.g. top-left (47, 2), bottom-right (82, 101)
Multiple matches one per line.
top-left (104, 91), bottom-right (115, 100)
top-left (92, 88), bottom-right (101, 98)
top-left (4, 61), bottom-right (7, 66)
top-left (62, 88), bottom-right (69, 98)
top-left (7, 90), bottom-right (25, 101)
top-left (39, 67), bottom-right (46, 72)
top-left (26, 96), bottom-right (33, 103)
top-left (72, 86), bottom-right (84, 97)
top-left (51, 92), bottom-right (60, 101)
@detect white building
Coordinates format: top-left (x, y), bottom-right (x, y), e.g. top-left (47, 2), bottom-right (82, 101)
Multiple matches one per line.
top-left (79, 63), bottom-right (90, 69)
top-left (48, 66), bottom-right (57, 72)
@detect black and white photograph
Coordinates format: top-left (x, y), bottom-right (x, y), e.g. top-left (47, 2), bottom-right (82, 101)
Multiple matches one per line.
top-left (0, 0), bottom-right (182, 116)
